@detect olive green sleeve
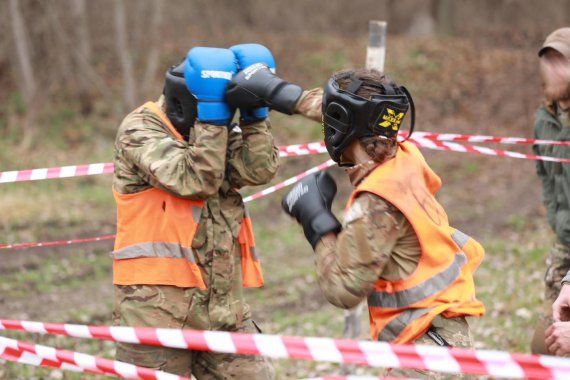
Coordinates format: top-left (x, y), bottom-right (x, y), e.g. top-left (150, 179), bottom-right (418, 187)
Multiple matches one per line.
top-left (115, 110), bottom-right (228, 199)
top-left (533, 107), bottom-right (558, 230)
top-left (225, 119), bottom-right (280, 188)
top-left (313, 193), bottom-right (400, 309)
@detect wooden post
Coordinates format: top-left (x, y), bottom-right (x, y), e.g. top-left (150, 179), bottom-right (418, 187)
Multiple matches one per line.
top-left (366, 20), bottom-right (387, 72)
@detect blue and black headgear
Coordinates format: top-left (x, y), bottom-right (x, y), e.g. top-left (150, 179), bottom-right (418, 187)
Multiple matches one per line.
top-left (163, 61), bottom-right (197, 140)
top-left (322, 72), bottom-right (415, 166)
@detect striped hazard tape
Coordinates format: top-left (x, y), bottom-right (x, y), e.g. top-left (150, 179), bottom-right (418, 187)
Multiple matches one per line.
top-left (0, 335), bottom-right (188, 379)
top-left (2, 133), bottom-right (570, 183)
top-left (0, 160), bottom-right (334, 250)
top-left (5, 135), bottom-right (570, 250)
top-left (0, 144), bottom-right (326, 184)
top-left (2, 319), bottom-right (570, 379)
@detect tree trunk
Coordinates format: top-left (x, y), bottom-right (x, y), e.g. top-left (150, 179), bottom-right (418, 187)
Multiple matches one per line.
top-left (407, 0), bottom-right (435, 37)
top-left (141, 0), bottom-right (165, 99)
top-left (114, 0), bottom-right (137, 111)
top-left (434, 0), bottom-right (455, 36)
top-left (9, 0), bottom-right (37, 146)
top-left (9, 0), bottom-right (36, 117)
top-left (71, 0), bottom-right (94, 113)
top-left (45, 2), bottom-right (75, 86)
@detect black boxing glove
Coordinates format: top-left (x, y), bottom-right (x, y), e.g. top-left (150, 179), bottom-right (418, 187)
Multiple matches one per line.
top-left (225, 63), bottom-right (303, 115)
top-left (282, 172), bottom-right (342, 249)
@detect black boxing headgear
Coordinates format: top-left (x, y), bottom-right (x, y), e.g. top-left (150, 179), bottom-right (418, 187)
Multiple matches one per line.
top-left (322, 72), bottom-right (415, 166)
top-left (163, 61), bottom-right (197, 140)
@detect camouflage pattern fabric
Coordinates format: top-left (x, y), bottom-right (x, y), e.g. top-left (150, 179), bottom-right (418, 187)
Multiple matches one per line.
top-left (384, 315), bottom-right (475, 379)
top-left (314, 161), bottom-right (422, 309)
top-left (113, 97), bottom-right (279, 377)
top-left (113, 279), bottom-right (274, 379)
top-left (295, 88), bottom-right (323, 123)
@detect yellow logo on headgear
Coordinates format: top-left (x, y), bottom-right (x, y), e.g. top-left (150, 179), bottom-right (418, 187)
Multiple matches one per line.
top-left (379, 108), bottom-right (404, 131)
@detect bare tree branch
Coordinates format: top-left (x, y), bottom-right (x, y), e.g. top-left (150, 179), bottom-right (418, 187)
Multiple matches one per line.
top-left (141, 0), bottom-right (165, 99)
top-left (71, 0), bottom-right (92, 96)
top-left (8, 0), bottom-right (38, 148)
top-left (36, 1), bottom-right (114, 102)
top-left (9, 0), bottom-right (36, 113)
top-left (45, 2), bottom-right (76, 85)
top-left (114, 0), bottom-right (137, 110)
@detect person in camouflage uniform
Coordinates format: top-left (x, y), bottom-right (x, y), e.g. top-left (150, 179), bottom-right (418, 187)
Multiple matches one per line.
top-left (112, 45), bottom-right (278, 378)
top-left (529, 28), bottom-right (570, 355)
top-left (224, 60), bottom-right (484, 377)
top-left (289, 70), bottom-right (484, 379)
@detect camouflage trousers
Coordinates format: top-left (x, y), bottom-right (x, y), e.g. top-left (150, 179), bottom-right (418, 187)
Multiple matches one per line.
top-left (531, 242), bottom-right (570, 354)
top-left (113, 285), bottom-right (274, 379)
top-left (382, 315), bottom-right (476, 380)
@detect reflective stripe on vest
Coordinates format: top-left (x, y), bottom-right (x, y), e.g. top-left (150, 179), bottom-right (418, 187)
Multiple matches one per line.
top-left (349, 142), bottom-right (485, 344)
top-left (451, 229), bottom-right (470, 249)
top-left (112, 242), bottom-right (198, 262)
top-left (378, 307), bottom-right (434, 341)
top-left (112, 101), bottom-right (264, 289)
top-left (368, 252), bottom-right (467, 309)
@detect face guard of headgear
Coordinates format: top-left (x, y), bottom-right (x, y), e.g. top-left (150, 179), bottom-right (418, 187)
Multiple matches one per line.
top-left (163, 61), bottom-right (197, 141)
top-left (322, 73), bottom-right (415, 166)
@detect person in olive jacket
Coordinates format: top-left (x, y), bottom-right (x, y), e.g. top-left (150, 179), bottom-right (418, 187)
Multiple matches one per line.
top-left (531, 27), bottom-right (570, 355)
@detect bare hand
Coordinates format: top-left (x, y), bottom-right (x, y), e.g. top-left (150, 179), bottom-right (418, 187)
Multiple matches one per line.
top-left (553, 284), bottom-right (570, 322)
top-left (546, 322), bottom-right (570, 356)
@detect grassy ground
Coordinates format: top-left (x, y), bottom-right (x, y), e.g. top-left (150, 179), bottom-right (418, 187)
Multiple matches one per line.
top-left (0, 34), bottom-right (554, 379)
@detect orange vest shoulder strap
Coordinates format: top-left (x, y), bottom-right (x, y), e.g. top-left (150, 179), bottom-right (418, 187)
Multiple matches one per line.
top-left (142, 101), bottom-right (185, 141)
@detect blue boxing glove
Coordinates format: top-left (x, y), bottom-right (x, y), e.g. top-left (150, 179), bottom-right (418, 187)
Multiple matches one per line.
top-left (184, 47), bottom-right (237, 126)
top-left (230, 43), bottom-right (275, 123)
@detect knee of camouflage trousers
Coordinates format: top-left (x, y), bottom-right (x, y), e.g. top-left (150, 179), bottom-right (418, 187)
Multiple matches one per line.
top-left (191, 319), bottom-right (274, 379)
top-left (113, 284), bottom-right (274, 379)
top-left (544, 242), bottom-right (570, 303)
top-left (383, 315), bottom-right (476, 380)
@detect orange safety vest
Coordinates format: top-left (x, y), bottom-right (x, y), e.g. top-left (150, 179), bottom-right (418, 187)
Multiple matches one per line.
top-left (112, 101), bottom-right (264, 289)
top-left (347, 141), bottom-right (485, 344)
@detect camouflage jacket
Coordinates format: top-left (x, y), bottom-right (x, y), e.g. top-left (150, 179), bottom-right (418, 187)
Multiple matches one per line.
top-left (533, 103), bottom-right (570, 245)
top-left (113, 97), bottom-right (279, 326)
top-left (314, 162), bottom-right (421, 309)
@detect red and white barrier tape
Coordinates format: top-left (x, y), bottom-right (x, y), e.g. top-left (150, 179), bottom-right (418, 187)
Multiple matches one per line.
top-left (0, 235), bottom-right (115, 250)
top-left (3, 137), bottom-right (570, 250)
top-left (410, 131), bottom-right (570, 146)
top-left (2, 133), bottom-right (570, 183)
top-left (0, 336), bottom-right (188, 379)
top-left (1, 345), bottom-right (100, 376)
top-left (0, 162), bottom-right (115, 184)
top-left (409, 137), bottom-right (570, 163)
top-left (1, 160), bottom-right (335, 250)
top-left (2, 319), bottom-right (570, 379)
top-left (278, 142), bottom-right (328, 157)
top-left (242, 159), bottom-right (336, 203)
top-left (5, 134), bottom-right (570, 250)
top-left (0, 144), bottom-right (326, 184)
